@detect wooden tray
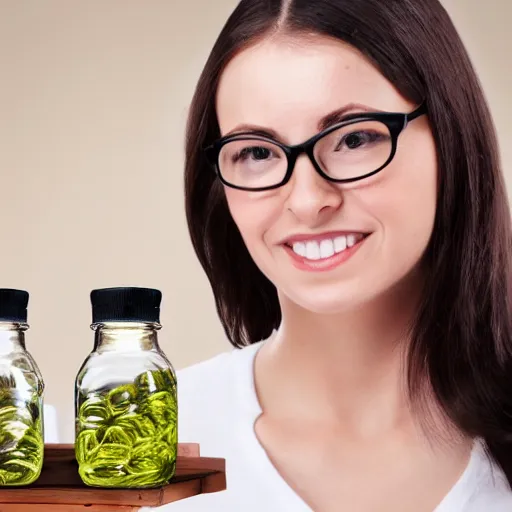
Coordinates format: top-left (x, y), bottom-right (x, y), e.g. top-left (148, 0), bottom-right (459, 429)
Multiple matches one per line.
top-left (0, 443), bottom-right (226, 511)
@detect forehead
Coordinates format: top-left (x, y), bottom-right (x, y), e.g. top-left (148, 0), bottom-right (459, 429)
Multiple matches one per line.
top-left (216, 35), bottom-right (410, 142)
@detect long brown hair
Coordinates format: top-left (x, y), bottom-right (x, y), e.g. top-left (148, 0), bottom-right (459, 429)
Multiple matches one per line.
top-left (184, 0), bottom-right (512, 478)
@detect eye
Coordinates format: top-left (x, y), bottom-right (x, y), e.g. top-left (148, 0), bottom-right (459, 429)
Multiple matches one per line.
top-left (237, 146), bottom-right (272, 161)
top-left (344, 133), bottom-right (365, 149)
top-left (336, 131), bottom-right (384, 151)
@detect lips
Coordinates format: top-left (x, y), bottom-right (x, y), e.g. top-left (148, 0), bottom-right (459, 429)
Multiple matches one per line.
top-left (282, 232), bottom-right (369, 262)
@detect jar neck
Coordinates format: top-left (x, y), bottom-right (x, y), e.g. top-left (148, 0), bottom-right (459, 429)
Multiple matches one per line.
top-left (92, 321), bottom-right (161, 352)
top-left (0, 322), bottom-right (27, 353)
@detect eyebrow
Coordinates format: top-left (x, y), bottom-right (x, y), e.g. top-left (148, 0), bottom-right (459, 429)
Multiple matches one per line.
top-left (223, 103), bottom-right (383, 139)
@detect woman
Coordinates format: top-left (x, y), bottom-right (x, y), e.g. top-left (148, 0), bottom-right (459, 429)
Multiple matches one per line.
top-left (154, 0), bottom-right (512, 510)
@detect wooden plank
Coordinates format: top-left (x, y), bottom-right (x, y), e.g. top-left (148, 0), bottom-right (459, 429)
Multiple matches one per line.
top-left (0, 444), bottom-right (226, 507)
top-left (178, 443), bottom-right (200, 457)
top-left (0, 479), bottom-right (207, 506)
top-left (0, 488), bottom-right (160, 506)
top-left (34, 444), bottom-right (207, 488)
top-left (0, 506), bottom-right (138, 512)
top-left (158, 479), bottom-right (203, 505)
top-left (201, 471), bottom-right (228, 494)
top-left (32, 455), bottom-right (223, 489)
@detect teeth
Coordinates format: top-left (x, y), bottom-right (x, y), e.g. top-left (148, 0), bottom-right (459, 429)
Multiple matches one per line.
top-left (292, 241), bottom-right (306, 257)
top-left (319, 239), bottom-right (334, 259)
top-left (291, 234), bottom-right (364, 260)
top-left (334, 236), bottom-right (347, 253)
top-left (306, 241), bottom-right (321, 260)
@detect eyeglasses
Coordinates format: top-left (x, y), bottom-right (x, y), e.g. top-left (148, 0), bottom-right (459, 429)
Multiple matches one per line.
top-left (204, 103), bottom-right (427, 192)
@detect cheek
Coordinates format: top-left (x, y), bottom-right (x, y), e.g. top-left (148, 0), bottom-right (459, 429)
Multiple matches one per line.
top-left (224, 188), bottom-right (282, 251)
top-left (358, 136), bottom-right (438, 266)
top-left (391, 160), bottom-right (436, 255)
top-left (396, 136), bottom-right (438, 242)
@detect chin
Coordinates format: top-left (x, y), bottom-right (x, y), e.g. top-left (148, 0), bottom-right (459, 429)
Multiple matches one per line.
top-left (281, 286), bottom-right (377, 316)
top-left (280, 268), bottom-right (423, 317)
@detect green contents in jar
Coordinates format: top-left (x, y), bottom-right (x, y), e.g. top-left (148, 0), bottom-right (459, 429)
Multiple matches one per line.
top-left (0, 387), bottom-right (44, 486)
top-left (76, 368), bottom-right (177, 488)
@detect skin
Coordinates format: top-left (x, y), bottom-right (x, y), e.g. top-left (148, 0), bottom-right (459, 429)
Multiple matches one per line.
top-left (216, 34), bottom-right (472, 512)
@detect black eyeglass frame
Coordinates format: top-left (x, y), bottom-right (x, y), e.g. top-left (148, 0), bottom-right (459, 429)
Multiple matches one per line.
top-left (204, 103), bottom-right (427, 192)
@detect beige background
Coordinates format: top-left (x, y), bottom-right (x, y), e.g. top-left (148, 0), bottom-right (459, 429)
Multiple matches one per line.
top-left (0, 0), bottom-right (510, 443)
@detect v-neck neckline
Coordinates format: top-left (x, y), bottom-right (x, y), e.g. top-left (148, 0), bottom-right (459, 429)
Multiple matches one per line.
top-left (230, 337), bottom-right (500, 512)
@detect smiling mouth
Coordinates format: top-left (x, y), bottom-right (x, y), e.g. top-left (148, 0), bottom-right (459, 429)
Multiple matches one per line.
top-left (284, 233), bottom-right (369, 261)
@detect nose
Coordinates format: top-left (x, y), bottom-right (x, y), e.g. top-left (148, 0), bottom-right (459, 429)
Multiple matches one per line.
top-left (283, 154), bottom-right (343, 227)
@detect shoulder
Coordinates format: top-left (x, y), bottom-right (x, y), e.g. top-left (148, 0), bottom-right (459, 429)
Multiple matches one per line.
top-left (462, 449), bottom-right (512, 511)
top-left (176, 331), bottom-right (275, 398)
top-left (176, 342), bottom-right (263, 445)
top-left (465, 489), bottom-right (512, 511)
top-left (177, 350), bottom-right (233, 396)
top-left (177, 341), bottom-right (261, 397)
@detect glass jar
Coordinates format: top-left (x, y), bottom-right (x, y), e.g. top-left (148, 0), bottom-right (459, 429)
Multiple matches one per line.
top-left (0, 289), bottom-right (44, 486)
top-left (75, 287), bottom-right (178, 488)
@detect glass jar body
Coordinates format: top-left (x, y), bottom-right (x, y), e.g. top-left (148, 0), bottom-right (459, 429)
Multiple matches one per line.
top-left (75, 322), bottom-right (177, 488)
top-left (0, 323), bottom-right (45, 486)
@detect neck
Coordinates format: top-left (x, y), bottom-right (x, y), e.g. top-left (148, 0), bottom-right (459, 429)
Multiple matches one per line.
top-left (256, 275), bottom-right (431, 436)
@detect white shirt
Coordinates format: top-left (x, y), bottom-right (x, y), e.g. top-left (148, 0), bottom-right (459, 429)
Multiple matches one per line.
top-left (143, 341), bottom-right (512, 511)
top-left (43, 403), bottom-right (59, 443)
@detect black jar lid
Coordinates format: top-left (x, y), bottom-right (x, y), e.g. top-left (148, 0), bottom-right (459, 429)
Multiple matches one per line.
top-left (91, 287), bottom-right (162, 324)
top-left (0, 289), bottom-right (29, 323)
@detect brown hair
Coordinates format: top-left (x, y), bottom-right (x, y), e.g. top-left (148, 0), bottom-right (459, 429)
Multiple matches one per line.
top-left (184, 0), bottom-right (512, 478)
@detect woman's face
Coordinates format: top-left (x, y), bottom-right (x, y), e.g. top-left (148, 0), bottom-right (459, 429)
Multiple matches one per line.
top-left (216, 35), bottom-right (437, 314)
